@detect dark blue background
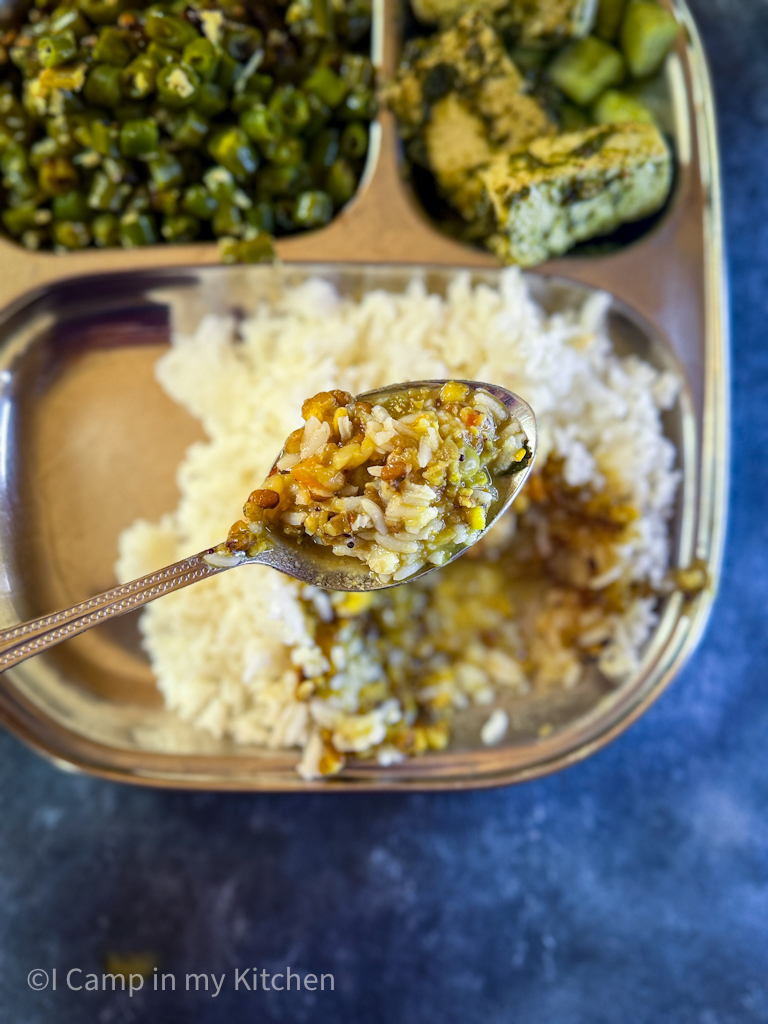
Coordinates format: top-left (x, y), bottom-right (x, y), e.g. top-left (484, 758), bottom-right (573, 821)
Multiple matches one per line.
top-left (2, 2), bottom-right (764, 1020)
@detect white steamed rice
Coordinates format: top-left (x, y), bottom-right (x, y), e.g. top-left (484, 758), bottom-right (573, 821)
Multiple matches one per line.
top-left (116, 268), bottom-right (679, 778)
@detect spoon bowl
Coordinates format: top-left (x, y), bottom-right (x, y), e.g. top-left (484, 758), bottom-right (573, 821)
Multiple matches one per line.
top-left (236, 379), bottom-right (537, 591)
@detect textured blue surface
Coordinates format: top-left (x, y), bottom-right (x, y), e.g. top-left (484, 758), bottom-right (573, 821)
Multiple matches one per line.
top-left (1, 2), bottom-right (766, 1021)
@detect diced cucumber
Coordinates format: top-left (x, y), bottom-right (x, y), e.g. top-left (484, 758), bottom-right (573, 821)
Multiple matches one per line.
top-left (549, 36), bottom-right (625, 106)
top-left (621, 2), bottom-right (680, 78)
top-left (595, 0), bottom-right (627, 42)
top-left (592, 88), bottom-right (655, 125)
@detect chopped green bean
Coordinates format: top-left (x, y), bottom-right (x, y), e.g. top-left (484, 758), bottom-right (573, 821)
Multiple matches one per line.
top-left (37, 31), bottom-right (77, 69)
top-left (21, 228), bottom-right (48, 250)
top-left (304, 92), bottom-right (332, 138)
top-left (52, 188), bottom-right (90, 219)
top-left (212, 199), bottom-right (243, 236)
top-left (102, 155), bottom-right (133, 182)
top-left (325, 156), bottom-right (356, 205)
top-left (161, 212), bottom-right (199, 241)
top-left (39, 156), bottom-right (79, 194)
top-left (3, 203), bottom-right (43, 235)
top-left (146, 41), bottom-right (177, 66)
top-left (273, 197), bottom-right (295, 232)
top-left (0, 91), bottom-right (33, 146)
top-left (92, 211), bottom-right (120, 245)
top-left (78, 0), bottom-right (127, 26)
top-left (203, 164), bottom-right (237, 199)
top-left (269, 86), bottom-right (311, 133)
top-left (84, 63), bottom-right (124, 107)
top-left (261, 136), bottom-right (304, 166)
top-left (225, 26), bottom-right (262, 62)
top-left (194, 80), bottom-right (228, 118)
top-left (90, 119), bottom-right (119, 156)
top-left (182, 38), bottom-right (218, 81)
top-left (337, 86), bottom-right (375, 121)
top-left (145, 8), bottom-right (198, 50)
top-left (310, 127), bottom-right (339, 171)
top-left (87, 169), bottom-right (131, 210)
top-left (219, 231), bottom-right (274, 262)
top-left (125, 183), bottom-right (150, 211)
top-left (93, 26), bottom-right (134, 66)
top-left (150, 186), bottom-right (180, 215)
top-left (52, 219), bottom-right (91, 247)
top-left (121, 54), bottom-right (160, 99)
top-left (340, 121), bottom-right (366, 159)
top-left (2, 143), bottom-right (29, 176)
top-left (293, 188), bottom-right (332, 227)
top-left (245, 200), bottom-right (274, 234)
top-left (119, 208), bottom-right (157, 245)
top-left (182, 182), bottom-right (217, 218)
top-left (3, 164), bottom-right (39, 201)
top-left (71, 148), bottom-right (101, 170)
top-left (156, 61), bottom-right (200, 107)
top-left (214, 50), bottom-right (239, 91)
top-left (171, 107), bottom-right (208, 148)
top-left (207, 126), bottom-right (257, 179)
top-left (339, 53), bottom-right (373, 88)
top-left (115, 101), bottom-right (150, 122)
top-left (51, 7), bottom-right (92, 39)
top-left (239, 104), bottom-right (283, 144)
top-left (230, 73), bottom-right (272, 114)
top-left (45, 114), bottom-right (77, 149)
top-left (257, 161), bottom-right (310, 198)
top-left (148, 149), bottom-right (184, 187)
top-left (304, 66), bottom-right (347, 108)
top-left (30, 136), bottom-right (65, 169)
top-left (230, 79), bottom-right (269, 115)
top-left (120, 117), bottom-right (159, 157)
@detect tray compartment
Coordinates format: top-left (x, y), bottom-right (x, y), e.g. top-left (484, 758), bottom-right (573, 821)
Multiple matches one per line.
top-left (0, 261), bottom-right (719, 789)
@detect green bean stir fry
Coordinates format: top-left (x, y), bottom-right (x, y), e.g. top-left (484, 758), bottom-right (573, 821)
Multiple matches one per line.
top-left (0, 0), bottom-right (374, 255)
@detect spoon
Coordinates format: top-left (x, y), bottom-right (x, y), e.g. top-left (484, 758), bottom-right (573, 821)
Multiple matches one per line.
top-left (0, 380), bottom-right (536, 673)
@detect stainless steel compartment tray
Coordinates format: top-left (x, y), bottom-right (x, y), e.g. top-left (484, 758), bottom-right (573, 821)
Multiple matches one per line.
top-left (0, 0), bottom-right (728, 788)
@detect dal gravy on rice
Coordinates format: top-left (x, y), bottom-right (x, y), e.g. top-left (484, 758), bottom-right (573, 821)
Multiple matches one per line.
top-left (117, 269), bottom-right (679, 779)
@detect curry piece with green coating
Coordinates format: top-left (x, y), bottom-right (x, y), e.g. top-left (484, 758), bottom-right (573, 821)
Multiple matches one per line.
top-left (458, 121), bottom-right (671, 266)
top-left (389, 11), bottom-right (553, 184)
top-left (410, 0), bottom-right (597, 46)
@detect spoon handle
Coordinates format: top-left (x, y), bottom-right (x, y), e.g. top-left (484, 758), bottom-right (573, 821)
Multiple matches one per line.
top-left (0, 551), bottom-right (226, 672)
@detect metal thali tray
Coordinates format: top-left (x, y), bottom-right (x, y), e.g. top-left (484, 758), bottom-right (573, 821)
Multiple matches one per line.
top-left (0, 0), bottom-right (728, 788)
